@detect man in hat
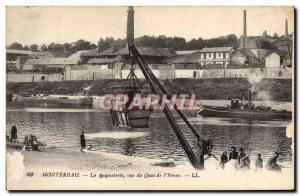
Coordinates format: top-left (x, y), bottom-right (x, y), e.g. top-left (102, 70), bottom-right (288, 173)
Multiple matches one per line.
top-left (266, 151), bottom-right (281, 171)
top-left (229, 146), bottom-right (238, 161)
top-left (80, 130), bottom-right (86, 150)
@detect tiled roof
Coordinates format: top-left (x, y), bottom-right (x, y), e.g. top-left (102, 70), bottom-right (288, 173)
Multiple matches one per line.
top-left (25, 58), bottom-right (78, 65)
top-left (232, 49), bottom-right (256, 58)
top-left (114, 46), bottom-right (176, 57)
top-left (99, 46), bottom-right (124, 56)
top-left (30, 51), bottom-right (55, 58)
top-left (87, 56), bottom-right (122, 64)
top-left (200, 47), bottom-right (233, 53)
top-left (266, 50), bottom-right (289, 57)
top-left (68, 50), bottom-right (91, 59)
top-left (176, 50), bottom-right (200, 55)
top-left (172, 52), bottom-right (201, 64)
top-left (81, 46), bottom-right (175, 57)
top-left (80, 48), bottom-right (99, 57)
top-left (6, 49), bottom-right (32, 55)
top-left (240, 49), bottom-right (256, 57)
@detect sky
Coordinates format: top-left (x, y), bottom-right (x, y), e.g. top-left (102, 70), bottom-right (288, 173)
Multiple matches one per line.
top-left (6, 6), bottom-right (294, 46)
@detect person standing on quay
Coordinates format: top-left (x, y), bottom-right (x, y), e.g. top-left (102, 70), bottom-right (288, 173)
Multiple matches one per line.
top-left (219, 151), bottom-right (228, 169)
top-left (255, 153), bottom-right (263, 169)
top-left (237, 148), bottom-right (246, 164)
top-left (229, 146), bottom-right (238, 160)
top-left (80, 130), bottom-right (86, 151)
top-left (10, 125), bottom-right (17, 144)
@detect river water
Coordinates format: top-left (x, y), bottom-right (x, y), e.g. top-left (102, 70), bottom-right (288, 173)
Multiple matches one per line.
top-left (6, 100), bottom-right (293, 168)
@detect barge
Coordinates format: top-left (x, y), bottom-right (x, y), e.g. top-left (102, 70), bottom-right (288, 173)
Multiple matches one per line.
top-left (197, 98), bottom-right (292, 121)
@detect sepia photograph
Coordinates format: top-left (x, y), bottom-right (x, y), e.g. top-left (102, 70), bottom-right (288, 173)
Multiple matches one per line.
top-left (5, 5), bottom-right (295, 191)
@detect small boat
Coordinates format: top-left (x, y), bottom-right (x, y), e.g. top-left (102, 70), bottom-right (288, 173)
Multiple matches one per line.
top-left (12, 94), bottom-right (93, 106)
top-left (197, 98), bottom-right (292, 121)
top-left (6, 142), bottom-right (24, 150)
top-left (6, 141), bottom-right (47, 151)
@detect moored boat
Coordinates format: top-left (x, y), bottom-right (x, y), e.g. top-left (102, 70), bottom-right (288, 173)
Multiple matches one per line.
top-left (12, 94), bottom-right (93, 106)
top-left (197, 99), bottom-right (292, 120)
top-left (6, 141), bottom-right (47, 151)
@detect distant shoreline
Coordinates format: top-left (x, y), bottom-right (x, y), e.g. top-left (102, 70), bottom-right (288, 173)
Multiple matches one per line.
top-left (7, 78), bottom-right (292, 102)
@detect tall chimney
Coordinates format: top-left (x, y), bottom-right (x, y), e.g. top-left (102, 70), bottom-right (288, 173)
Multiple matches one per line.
top-left (127, 6), bottom-right (135, 45)
top-left (242, 10), bottom-right (247, 48)
top-left (285, 18), bottom-right (288, 36)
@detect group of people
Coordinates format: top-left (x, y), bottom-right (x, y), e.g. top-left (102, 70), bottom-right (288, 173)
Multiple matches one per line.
top-left (7, 125), bottom-right (41, 151)
top-left (23, 134), bottom-right (41, 151)
top-left (7, 125), bottom-right (285, 172)
top-left (218, 146), bottom-right (281, 171)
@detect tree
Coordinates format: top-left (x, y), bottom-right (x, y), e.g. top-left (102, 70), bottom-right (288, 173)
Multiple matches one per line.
top-left (186, 38), bottom-right (205, 50)
top-left (23, 45), bottom-right (30, 51)
top-left (47, 43), bottom-right (64, 57)
top-left (90, 43), bottom-right (97, 49)
top-left (135, 35), bottom-right (156, 47)
top-left (226, 34), bottom-right (238, 48)
top-left (63, 43), bottom-right (74, 57)
top-left (273, 33), bottom-right (279, 38)
top-left (263, 30), bottom-right (268, 37)
top-left (40, 44), bottom-right (48, 51)
top-left (73, 39), bottom-right (93, 51)
top-left (30, 44), bottom-right (39, 52)
top-left (172, 37), bottom-right (186, 50)
top-left (7, 42), bottom-right (23, 50)
top-left (97, 37), bottom-right (116, 52)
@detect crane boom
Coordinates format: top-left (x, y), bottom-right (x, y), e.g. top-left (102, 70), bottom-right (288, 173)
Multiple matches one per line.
top-left (129, 44), bottom-right (205, 169)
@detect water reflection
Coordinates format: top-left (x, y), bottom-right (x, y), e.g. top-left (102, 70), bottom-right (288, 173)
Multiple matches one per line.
top-left (6, 105), bottom-right (292, 167)
top-left (122, 139), bottom-right (136, 156)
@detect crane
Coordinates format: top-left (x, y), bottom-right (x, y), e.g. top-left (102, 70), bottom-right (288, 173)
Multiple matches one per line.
top-left (128, 43), bottom-right (212, 169)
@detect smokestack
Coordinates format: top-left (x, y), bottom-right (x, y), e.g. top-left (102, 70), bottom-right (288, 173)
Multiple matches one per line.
top-left (242, 10), bottom-right (247, 48)
top-left (285, 18), bottom-right (288, 36)
top-left (127, 6), bottom-right (135, 45)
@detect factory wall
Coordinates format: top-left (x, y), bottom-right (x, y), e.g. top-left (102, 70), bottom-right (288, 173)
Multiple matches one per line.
top-left (7, 67), bottom-right (292, 83)
top-left (7, 73), bottom-right (63, 82)
top-left (174, 70), bottom-right (203, 78)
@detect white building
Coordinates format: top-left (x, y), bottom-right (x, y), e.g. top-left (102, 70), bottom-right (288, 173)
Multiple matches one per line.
top-left (265, 51), bottom-right (289, 68)
top-left (199, 47), bottom-right (234, 67)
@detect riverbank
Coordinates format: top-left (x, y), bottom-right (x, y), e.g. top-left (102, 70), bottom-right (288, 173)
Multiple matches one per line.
top-left (7, 78), bottom-right (292, 102)
top-left (7, 148), bottom-right (294, 190)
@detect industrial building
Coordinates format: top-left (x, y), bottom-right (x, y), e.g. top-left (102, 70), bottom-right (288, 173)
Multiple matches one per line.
top-left (6, 49), bottom-right (32, 70)
top-left (6, 9), bottom-right (293, 82)
top-left (81, 46), bottom-right (175, 66)
top-left (23, 58), bottom-right (78, 72)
